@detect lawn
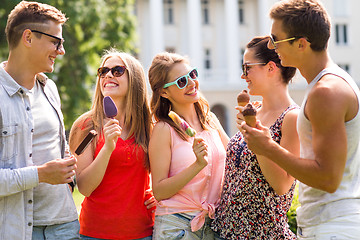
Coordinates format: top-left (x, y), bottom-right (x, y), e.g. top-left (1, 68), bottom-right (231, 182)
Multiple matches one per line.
top-left (72, 187), bottom-right (85, 214)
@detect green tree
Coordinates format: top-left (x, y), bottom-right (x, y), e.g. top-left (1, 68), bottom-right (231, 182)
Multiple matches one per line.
top-left (0, 0), bottom-right (137, 129)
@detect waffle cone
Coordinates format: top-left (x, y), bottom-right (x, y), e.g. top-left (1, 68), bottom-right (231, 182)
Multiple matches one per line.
top-left (244, 115), bottom-right (257, 127)
top-left (238, 101), bottom-right (248, 107)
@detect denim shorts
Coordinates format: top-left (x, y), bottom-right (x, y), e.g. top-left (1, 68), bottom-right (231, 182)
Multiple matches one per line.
top-left (297, 214), bottom-right (360, 239)
top-left (153, 213), bottom-right (214, 240)
top-left (32, 219), bottom-right (80, 240)
top-left (80, 234), bottom-right (152, 240)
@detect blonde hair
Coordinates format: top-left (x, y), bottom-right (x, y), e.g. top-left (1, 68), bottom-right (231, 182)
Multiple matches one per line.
top-left (70, 49), bottom-right (152, 168)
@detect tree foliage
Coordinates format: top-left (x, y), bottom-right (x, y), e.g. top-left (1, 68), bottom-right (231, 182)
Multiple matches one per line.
top-left (0, 0), bottom-right (137, 129)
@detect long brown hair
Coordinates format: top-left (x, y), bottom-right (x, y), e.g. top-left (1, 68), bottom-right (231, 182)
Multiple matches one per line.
top-left (69, 49), bottom-right (152, 168)
top-left (148, 52), bottom-right (212, 141)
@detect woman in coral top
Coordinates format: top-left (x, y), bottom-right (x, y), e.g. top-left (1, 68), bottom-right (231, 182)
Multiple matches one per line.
top-left (69, 50), bottom-right (155, 240)
top-left (148, 52), bottom-right (229, 239)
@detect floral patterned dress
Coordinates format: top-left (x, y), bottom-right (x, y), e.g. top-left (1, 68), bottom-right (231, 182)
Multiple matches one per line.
top-left (211, 105), bottom-right (298, 240)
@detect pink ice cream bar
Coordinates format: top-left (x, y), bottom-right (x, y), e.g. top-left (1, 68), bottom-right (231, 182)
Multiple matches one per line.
top-left (168, 111), bottom-right (196, 137)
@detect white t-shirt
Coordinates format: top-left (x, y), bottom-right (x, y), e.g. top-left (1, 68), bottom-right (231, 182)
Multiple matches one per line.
top-left (30, 81), bottom-right (77, 226)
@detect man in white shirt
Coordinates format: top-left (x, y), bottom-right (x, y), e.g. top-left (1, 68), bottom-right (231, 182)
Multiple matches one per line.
top-left (0, 1), bottom-right (79, 239)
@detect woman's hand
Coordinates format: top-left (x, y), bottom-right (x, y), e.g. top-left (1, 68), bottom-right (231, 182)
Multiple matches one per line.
top-left (74, 119), bottom-right (121, 197)
top-left (235, 106), bottom-right (245, 131)
top-left (144, 189), bottom-right (157, 213)
top-left (192, 137), bottom-right (208, 168)
top-left (103, 119), bottom-right (122, 152)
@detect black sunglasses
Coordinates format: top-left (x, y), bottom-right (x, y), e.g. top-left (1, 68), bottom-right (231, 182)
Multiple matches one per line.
top-left (31, 30), bottom-right (64, 51)
top-left (242, 63), bottom-right (267, 76)
top-left (97, 66), bottom-right (127, 78)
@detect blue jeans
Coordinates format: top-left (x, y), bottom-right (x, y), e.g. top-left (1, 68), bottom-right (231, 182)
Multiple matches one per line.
top-left (32, 220), bottom-right (80, 240)
top-left (153, 213), bottom-right (214, 240)
top-left (80, 234), bottom-right (152, 240)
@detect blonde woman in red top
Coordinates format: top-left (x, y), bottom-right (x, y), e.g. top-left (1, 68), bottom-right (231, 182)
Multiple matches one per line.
top-left (69, 49), bottom-right (155, 240)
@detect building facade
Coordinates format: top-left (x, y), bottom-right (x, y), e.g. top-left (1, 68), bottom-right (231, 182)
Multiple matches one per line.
top-left (135, 0), bottom-right (360, 136)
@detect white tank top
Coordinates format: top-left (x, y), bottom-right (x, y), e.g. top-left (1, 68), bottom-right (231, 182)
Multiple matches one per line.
top-left (297, 65), bottom-right (360, 227)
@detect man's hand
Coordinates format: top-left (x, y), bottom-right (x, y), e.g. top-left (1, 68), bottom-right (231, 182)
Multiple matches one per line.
top-left (37, 156), bottom-right (77, 184)
top-left (241, 120), bottom-right (273, 156)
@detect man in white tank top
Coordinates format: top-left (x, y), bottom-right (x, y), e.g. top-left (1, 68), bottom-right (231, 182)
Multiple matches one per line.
top-left (241, 0), bottom-right (360, 239)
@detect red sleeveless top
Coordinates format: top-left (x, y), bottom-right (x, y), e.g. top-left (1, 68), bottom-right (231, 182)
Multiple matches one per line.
top-left (79, 136), bottom-right (154, 239)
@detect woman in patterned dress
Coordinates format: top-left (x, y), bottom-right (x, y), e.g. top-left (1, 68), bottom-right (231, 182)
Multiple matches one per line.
top-left (211, 36), bottom-right (300, 239)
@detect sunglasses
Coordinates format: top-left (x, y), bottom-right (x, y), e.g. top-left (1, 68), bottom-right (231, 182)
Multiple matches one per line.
top-left (97, 66), bottom-right (127, 78)
top-left (163, 68), bottom-right (199, 89)
top-left (242, 63), bottom-right (267, 76)
top-left (269, 35), bottom-right (299, 49)
top-left (31, 30), bottom-right (64, 51)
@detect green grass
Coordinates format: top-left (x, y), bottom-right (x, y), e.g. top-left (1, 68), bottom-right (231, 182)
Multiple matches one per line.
top-left (72, 187), bottom-right (85, 214)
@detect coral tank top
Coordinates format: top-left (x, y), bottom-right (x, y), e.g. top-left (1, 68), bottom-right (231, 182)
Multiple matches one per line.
top-left (79, 136), bottom-right (154, 239)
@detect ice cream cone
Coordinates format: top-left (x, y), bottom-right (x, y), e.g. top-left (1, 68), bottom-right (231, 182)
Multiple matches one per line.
top-left (237, 90), bottom-right (250, 107)
top-left (244, 115), bottom-right (257, 127)
top-left (242, 103), bottom-right (257, 127)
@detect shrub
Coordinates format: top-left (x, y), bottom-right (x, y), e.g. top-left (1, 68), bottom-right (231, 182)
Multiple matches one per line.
top-left (287, 182), bottom-right (300, 234)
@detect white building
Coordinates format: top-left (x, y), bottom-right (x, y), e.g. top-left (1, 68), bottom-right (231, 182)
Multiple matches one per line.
top-left (135, 0), bottom-right (360, 136)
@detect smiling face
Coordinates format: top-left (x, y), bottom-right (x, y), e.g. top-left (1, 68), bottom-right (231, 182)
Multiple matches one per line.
top-left (241, 48), bottom-right (269, 95)
top-left (162, 62), bottom-right (200, 106)
top-left (30, 20), bottom-right (65, 73)
top-left (270, 19), bottom-right (298, 68)
top-left (99, 56), bottom-right (129, 101)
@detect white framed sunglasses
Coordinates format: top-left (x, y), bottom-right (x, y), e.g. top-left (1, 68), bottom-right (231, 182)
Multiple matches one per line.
top-left (163, 68), bottom-right (199, 89)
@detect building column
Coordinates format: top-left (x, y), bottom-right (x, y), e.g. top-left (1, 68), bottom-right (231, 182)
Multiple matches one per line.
top-left (225, 0), bottom-right (240, 84)
top-left (258, 0), bottom-right (270, 35)
top-left (149, 0), bottom-right (164, 59)
top-left (186, 0), bottom-right (203, 82)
